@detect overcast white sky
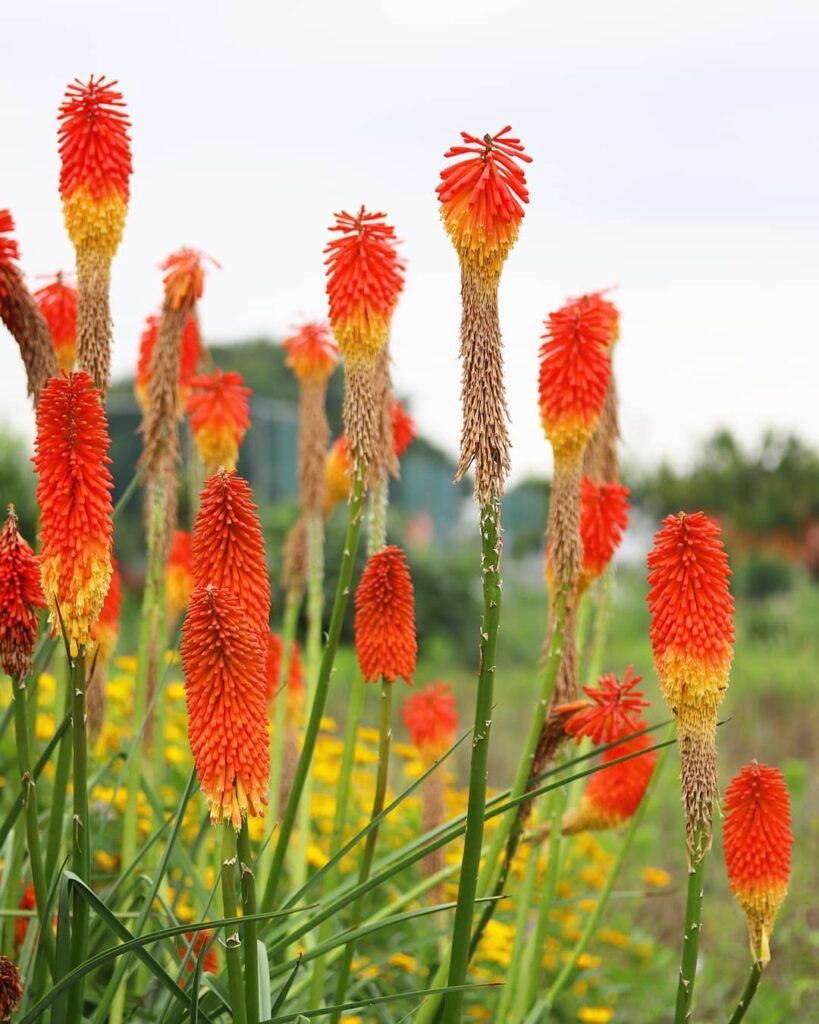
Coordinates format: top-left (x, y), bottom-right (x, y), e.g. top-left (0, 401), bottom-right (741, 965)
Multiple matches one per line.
top-left (2, 1), bottom-right (818, 482)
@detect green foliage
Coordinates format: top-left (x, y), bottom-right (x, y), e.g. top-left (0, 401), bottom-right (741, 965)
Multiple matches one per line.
top-left (0, 428), bottom-right (37, 538)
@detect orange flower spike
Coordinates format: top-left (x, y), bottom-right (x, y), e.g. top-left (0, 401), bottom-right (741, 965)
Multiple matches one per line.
top-left (401, 681), bottom-right (458, 761)
top-left (179, 931), bottom-right (219, 979)
top-left (265, 631), bottom-right (304, 711)
top-left (557, 666), bottom-right (649, 746)
top-left (186, 369), bottom-right (251, 475)
top-left (182, 585), bottom-right (269, 829)
top-left (324, 207), bottom-right (405, 364)
top-left (136, 313), bottom-right (202, 412)
top-left (723, 762), bottom-right (793, 964)
top-left (192, 470), bottom-right (270, 646)
top-left (58, 76), bottom-right (132, 260)
top-left (34, 274), bottom-right (77, 370)
top-left (354, 545), bottom-right (417, 684)
top-left (323, 435), bottom-right (353, 516)
top-left (33, 371), bottom-right (114, 656)
top-left (391, 400), bottom-right (416, 460)
top-left (161, 249), bottom-right (216, 312)
top-left (580, 477), bottom-right (630, 584)
top-left (0, 506), bottom-right (46, 679)
top-left (90, 557), bottom-right (121, 662)
top-left (539, 297), bottom-right (613, 467)
top-left (647, 512), bottom-right (735, 728)
top-left (283, 321), bottom-right (339, 383)
top-left (563, 726), bottom-right (657, 834)
top-left (437, 126), bottom-right (532, 286)
top-left (166, 530), bottom-right (194, 620)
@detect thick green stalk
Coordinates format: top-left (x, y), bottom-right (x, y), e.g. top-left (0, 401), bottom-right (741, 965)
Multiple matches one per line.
top-left (308, 668), bottom-right (366, 1008)
top-left (294, 512), bottom-right (325, 893)
top-left (222, 825), bottom-right (248, 1024)
top-left (543, 728), bottom-right (673, 1014)
top-left (2, 821), bottom-right (25, 957)
top-left (237, 821), bottom-right (260, 1024)
top-left (261, 465), bottom-right (366, 913)
top-left (151, 590), bottom-right (169, 793)
top-left (727, 962), bottom-right (764, 1024)
top-left (12, 676), bottom-right (56, 975)
top-left (675, 830), bottom-right (708, 1023)
top-left (329, 680), bottom-right (393, 1023)
top-left (443, 498), bottom-right (502, 1024)
top-left (67, 648), bottom-right (90, 1022)
top-left (45, 656), bottom-right (72, 881)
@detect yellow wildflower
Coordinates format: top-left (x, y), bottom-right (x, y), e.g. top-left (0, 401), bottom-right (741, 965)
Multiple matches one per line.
top-left (641, 866), bottom-right (671, 888)
top-left (597, 928), bottom-right (630, 949)
top-left (578, 1008), bottom-right (615, 1023)
top-left (95, 850), bottom-right (119, 872)
top-left (389, 952), bottom-right (418, 972)
top-left (35, 713), bottom-right (56, 741)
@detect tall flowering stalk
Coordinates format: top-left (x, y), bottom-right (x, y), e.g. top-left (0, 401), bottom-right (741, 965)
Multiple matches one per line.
top-left (724, 763), bottom-right (792, 1023)
top-left (33, 370), bottom-right (114, 1012)
top-left (647, 511), bottom-right (734, 1022)
top-left (432, 125), bottom-right (531, 1023)
top-left (0, 507), bottom-right (56, 975)
top-left (58, 76), bottom-right (132, 392)
top-left (187, 368), bottom-right (251, 475)
top-left (330, 545), bottom-right (417, 1022)
top-left (0, 210), bottom-right (58, 403)
top-left (135, 311), bottom-right (202, 412)
top-left (34, 273), bottom-right (77, 371)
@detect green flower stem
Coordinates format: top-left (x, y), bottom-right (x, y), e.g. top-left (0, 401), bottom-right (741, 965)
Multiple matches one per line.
top-left (674, 826), bottom-right (708, 1024)
top-left (727, 961), bottom-right (764, 1024)
top-left (518, 784), bottom-right (567, 1017)
top-left (12, 675), bottom-right (56, 975)
top-left (585, 569), bottom-right (612, 684)
top-left (261, 464), bottom-right (366, 913)
top-left (222, 824), bottom-right (248, 1024)
top-left (329, 680), bottom-right (393, 1024)
top-left (308, 668), bottom-right (366, 1009)
top-left (45, 655), bottom-right (72, 882)
top-left (543, 725), bottom-right (673, 1015)
top-left (2, 817), bottom-right (25, 957)
top-left (237, 821), bottom-right (260, 1024)
top-left (294, 512), bottom-right (325, 894)
top-left (151, 591), bottom-right (169, 794)
top-left (442, 497), bottom-right (503, 1024)
top-left (67, 648), bottom-right (90, 1022)
top-left (412, 583), bottom-right (571, 1024)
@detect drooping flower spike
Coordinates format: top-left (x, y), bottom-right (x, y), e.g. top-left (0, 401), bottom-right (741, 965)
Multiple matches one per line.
top-left (33, 371), bottom-right (114, 656)
top-left (723, 762), bottom-right (792, 964)
top-left (354, 545), bottom-right (417, 685)
top-left (437, 126), bottom-right (532, 287)
top-left (579, 477), bottom-right (630, 586)
top-left (647, 511), bottom-right (734, 853)
top-left (556, 666), bottom-right (649, 747)
top-left (401, 681), bottom-right (458, 761)
top-left (135, 312), bottom-right (202, 412)
top-left (0, 506), bottom-right (45, 680)
top-left (166, 529), bottom-right (194, 621)
top-left (282, 320), bottom-right (339, 383)
top-left (182, 585), bottom-right (269, 829)
top-left (192, 469), bottom-right (270, 651)
top-left (0, 211), bottom-right (58, 403)
top-left (186, 369), bottom-right (251, 475)
top-left (34, 273), bottom-right (77, 370)
top-left (58, 76), bottom-right (132, 391)
top-left (561, 725), bottom-right (657, 835)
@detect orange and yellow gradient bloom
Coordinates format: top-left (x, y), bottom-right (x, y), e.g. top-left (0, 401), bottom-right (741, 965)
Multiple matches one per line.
top-left (282, 320), bottom-right (339, 383)
top-left (166, 530), bottom-right (194, 621)
top-left (324, 435), bottom-right (353, 517)
top-left (33, 371), bottom-right (114, 656)
top-left (186, 369), bottom-right (251, 475)
top-left (34, 274), bottom-right (77, 370)
top-left (354, 545), bottom-right (417, 685)
top-left (182, 584), bottom-right (269, 829)
top-left (0, 506), bottom-right (45, 680)
top-left (723, 762), bottom-right (792, 964)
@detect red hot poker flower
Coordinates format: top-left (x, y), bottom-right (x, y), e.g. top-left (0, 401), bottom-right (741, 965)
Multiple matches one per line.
top-left (723, 762), bottom-right (792, 963)
top-left (556, 666), bottom-right (649, 746)
top-left (179, 931), bottom-right (219, 980)
top-left (33, 371), bottom-right (114, 656)
top-left (437, 126), bottom-right (532, 283)
top-left (355, 545), bottom-right (417, 684)
top-left (401, 681), bottom-right (458, 760)
top-left (569, 291), bottom-right (621, 348)
top-left (161, 249), bottom-right (217, 312)
top-left (0, 506), bottom-right (45, 679)
top-left (562, 724), bottom-right (657, 834)
top-left (539, 297), bottom-right (613, 467)
top-left (90, 557), bottom-right (121, 662)
top-left (192, 470), bottom-right (270, 649)
top-left (182, 585), bottom-right (269, 829)
top-left (324, 207), bottom-right (404, 364)
top-left (580, 477), bottom-right (630, 583)
top-left (0, 209), bottom-right (20, 276)
top-left (187, 369), bottom-right (251, 475)
top-left (283, 321), bottom-right (339, 383)
top-left (136, 312), bottom-right (202, 412)
top-left (34, 274), bottom-right (77, 370)
top-left (166, 530), bottom-right (194, 621)
top-left (265, 631), bottom-right (304, 716)
top-left (391, 400), bottom-right (416, 460)
top-left (323, 435), bottom-right (353, 516)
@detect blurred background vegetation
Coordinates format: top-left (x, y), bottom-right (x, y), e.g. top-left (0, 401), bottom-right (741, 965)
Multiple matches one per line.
top-left (2, 337), bottom-right (818, 1020)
